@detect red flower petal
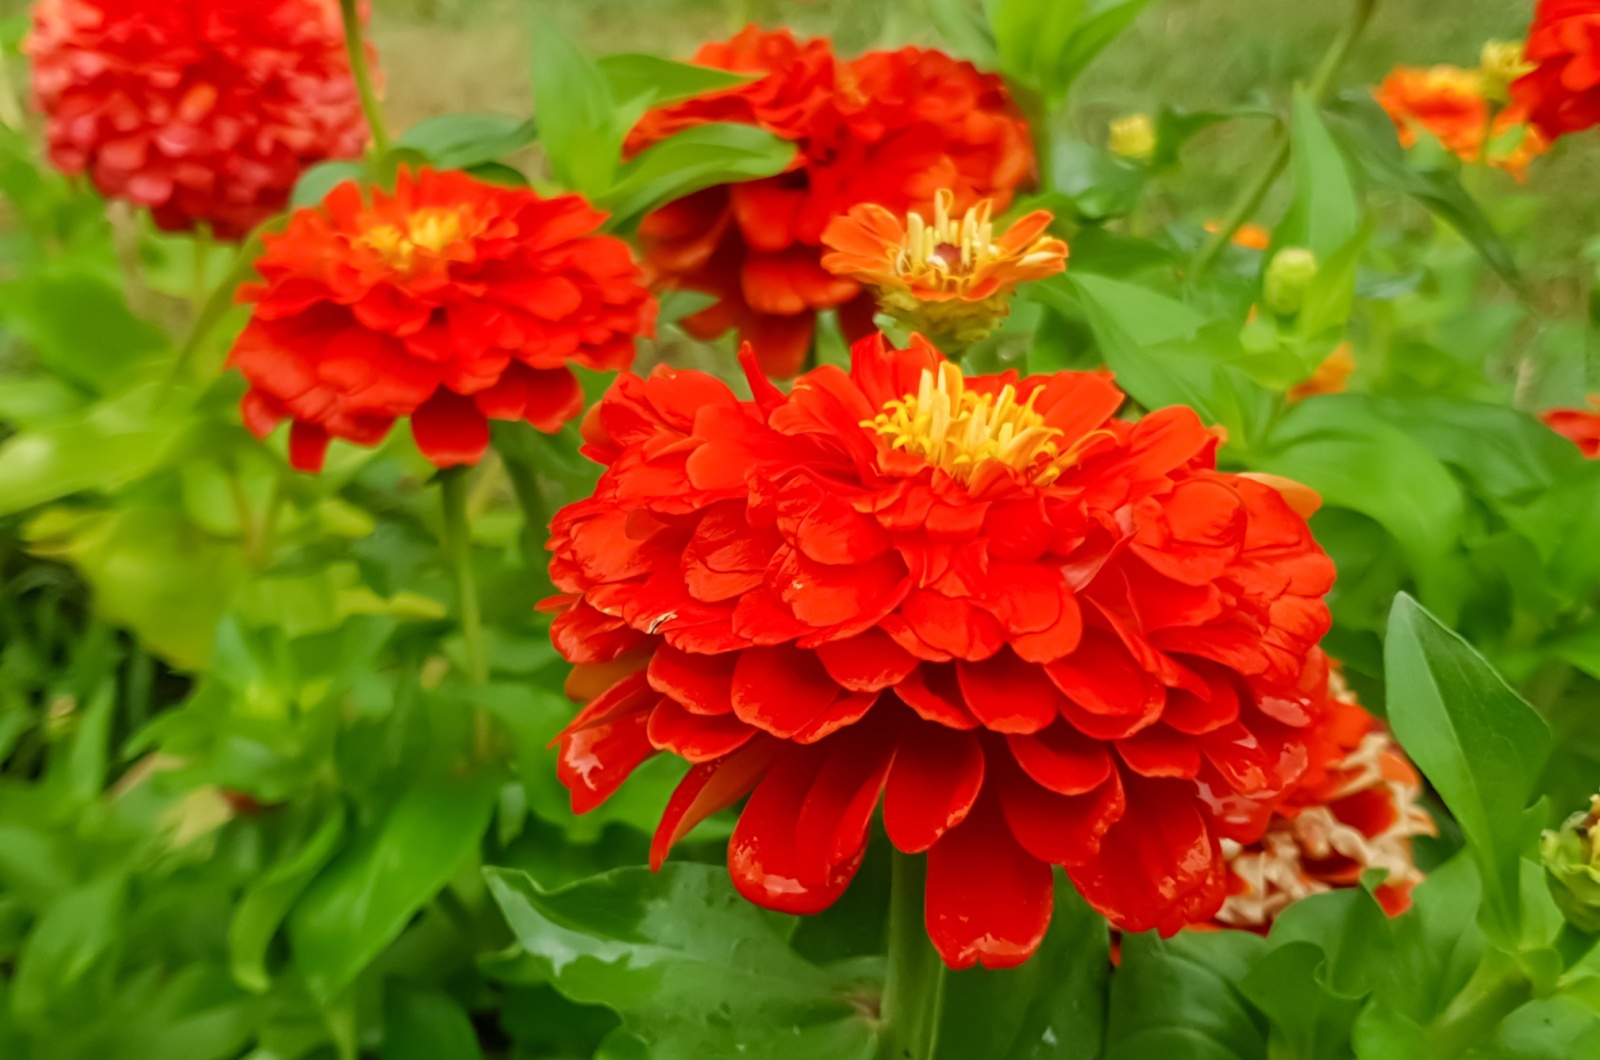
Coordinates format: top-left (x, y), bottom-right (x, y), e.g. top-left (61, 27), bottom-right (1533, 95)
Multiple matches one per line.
top-left (647, 643), bottom-right (737, 715)
top-left (956, 649), bottom-right (1065, 734)
top-left (883, 721), bottom-right (984, 853)
top-left (731, 643), bottom-right (842, 737)
top-left (896, 665), bottom-right (980, 730)
top-left (926, 791), bottom-right (1054, 970)
top-left (647, 697), bottom-right (757, 762)
top-left (728, 747), bottom-right (863, 914)
top-left (815, 628), bottom-right (919, 691)
top-left (651, 737), bottom-right (779, 870)
top-left (1006, 725), bottom-right (1114, 796)
top-left (411, 387), bottom-right (490, 468)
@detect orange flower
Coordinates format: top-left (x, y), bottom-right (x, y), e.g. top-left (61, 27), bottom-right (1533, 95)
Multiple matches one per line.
top-left (1377, 66), bottom-right (1489, 157)
top-left (1213, 669), bottom-right (1435, 929)
top-left (26, 0), bottom-right (373, 239)
top-left (819, 189), bottom-right (1067, 344)
top-left (1543, 398), bottom-right (1600, 458)
top-left (231, 168), bottom-right (655, 472)
top-left (630, 28), bottom-right (1035, 378)
top-left (1203, 221), bottom-right (1271, 251)
top-left (1287, 343), bottom-right (1357, 402)
top-left (1376, 65), bottom-right (1548, 181)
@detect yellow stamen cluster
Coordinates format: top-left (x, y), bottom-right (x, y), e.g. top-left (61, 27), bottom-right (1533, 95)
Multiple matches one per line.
top-left (863, 363), bottom-right (1089, 489)
top-left (897, 190), bottom-right (1036, 297)
top-left (357, 206), bottom-right (472, 272)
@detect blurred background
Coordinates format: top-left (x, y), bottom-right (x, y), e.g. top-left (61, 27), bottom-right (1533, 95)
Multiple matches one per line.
top-left (350, 0), bottom-right (1592, 310)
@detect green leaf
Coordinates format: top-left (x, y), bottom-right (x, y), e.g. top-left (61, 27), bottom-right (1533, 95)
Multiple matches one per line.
top-left (398, 113), bottom-right (538, 170)
top-left (529, 17), bottom-right (619, 195)
top-left (1239, 942), bottom-right (1364, 1060)
top-left (1383, 593), bottom-right (1552, 949)
top-left (292, 160), bottom-right (367, 207)
top-left (1325, 94), bottom-right (1520, 286)
top-left (484, 863), bottom-right (876, 1060)
top-left (989, 0), bottom-right (1086, 97)
top-left (0, 272), bottom-right (169, 392)
top-left (935, 875), bottom-right (1108, 1060)
top-left (290, 775), bottom-right (497, 1003)
top-left (930, 0), bottom-right (999, 67)
top-left (601, 124), bottom-right (798, 226)
top-left (382, 985), bottom-right (486, 1060)
top-left (1267, 879), bottom-right (1395, 999)
top-left (10, 872), bottom-right (126, 1022)
top-left (1495, 998), bottom-right (1600, 1059)
top-left (1278, 89), bottom-right (1359, 260)
top-left (229, 802), bottom-right (347, 993)
top-left (1252, 396), bottom-right (1466, 617)
top-left (1104, 930), bottom-right (1268, 1060)
top-left (597, 54), bottom-right (757, 121)
top-left (1051, 0), bottom-right (1158, 97)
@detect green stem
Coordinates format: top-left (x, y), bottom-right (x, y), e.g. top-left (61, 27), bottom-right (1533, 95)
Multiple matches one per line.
top-left (1189, 0), bottom-right (1379, 278)
top-left (502, 452), bottom-right (553, 584)
top-left (877, 851), bottom-right (947, 1060)
top-left (439, 467), bottom-right (491, 754)
top-left (0, 42), bottom-right (25, 131)
top-left (191, 224), bottom-right (213, 312)
top-left (338, 0), bottom-right (391, 157)
top-left (1427, 955), bottom-right (1532, 1058)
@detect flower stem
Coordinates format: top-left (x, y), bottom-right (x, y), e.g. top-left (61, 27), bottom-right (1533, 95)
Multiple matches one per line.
top-left (877, 850), bottom-right (947, 1060)
top-left (338, 0), bottom-right (390, 157)
top-left (1427, 954), bottom-right (1531, 1058)
top-left (439, 467), bottom-right (491, 754)
top-left (1189, 0), bottom-right (1379, 278)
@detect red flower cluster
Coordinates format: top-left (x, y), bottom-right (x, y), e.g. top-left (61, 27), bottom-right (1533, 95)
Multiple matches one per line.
top-left (27, 0), bottom-right (373, 239)
top-left (1375, 66), bottom-right (1548, 181)
top-left (1543, 398), bottom-right (1600, 458)
top-left (630, 28), bottom-right (1035, 377)
top-left (1515, 0), bottom-right (1600, 138)
top-left (548, 333), bottom-right (1336, 968)
top-left (231, 168), bottom-right (656, 471)
top-left (1212, 670), bottom-right (1434, 930)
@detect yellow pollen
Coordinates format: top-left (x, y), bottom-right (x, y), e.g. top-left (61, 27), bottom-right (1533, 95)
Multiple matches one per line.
top-left (863, 363), bottom-right (1101, 489)
top-left (356, 207), bottom-right (471, 272)
top-left (898, 189), bottom-right (1003, 297)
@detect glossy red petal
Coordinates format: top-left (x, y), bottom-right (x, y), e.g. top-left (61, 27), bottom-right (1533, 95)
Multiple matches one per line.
top-left (815, 628), bottom-right (919, 691)
top-left (956, 650), bottom-right (1064, 734)
top-left (1006, 725), bottom-right (1114, 796)
top-left (897, 664), bottom-right (980, 730)
top-left (651, 737), bottom-right (780, 870)
top-left (728, 747), bottom-right (864, 914)
top-left (411, 387), bottom-right (491, 468)
top-left (925, 791), bottom-right (1055, 970)
top-left (647, 697), bottom-right (757, 762)
top-left (648, 642), bottom-right (737, 716)
top-left (883, 722), bottom-right (985, 853)
top-left (731, 643), bottom-right (842, 738)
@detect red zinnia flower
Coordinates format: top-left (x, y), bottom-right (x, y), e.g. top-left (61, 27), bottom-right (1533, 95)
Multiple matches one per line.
top-left (1375, 66), bottom-right (1548, 181)
top-left (26, 0), bottom-right (374, 239)
top-left (230, 167), bottom-right (656, 472)
top-left (1543, 398), bottom-right (1600, 458)
top-left (629, 27), bottom-right (1035, 378)
top-left (1212, 668), bottom-right (1434, 930)
top-left (1514, 0), bottom-right (1600, 138)
top-left (547, 333), bottom-right (1336, 969)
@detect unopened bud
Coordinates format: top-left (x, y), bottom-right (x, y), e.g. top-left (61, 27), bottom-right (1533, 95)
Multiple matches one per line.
top-left (1109, 113), bottom-right (1157, 163)
top-left (1542, 795), bottom-right (1600, 934)
top-left (1481, 40), bottom-right (1534, 102)
top-left (1264, 247), bottom-right (1319, 317)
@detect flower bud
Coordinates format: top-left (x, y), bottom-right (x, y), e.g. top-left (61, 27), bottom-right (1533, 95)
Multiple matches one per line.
top-left (1264, 247), bottom-right (1319, 317)
top-left (1109, 113), bottom-right (1157, 163)
top-left (1542, 795), bottom-right (1600, 934)
top-left (1481, 40), bottom-right (1534, 102)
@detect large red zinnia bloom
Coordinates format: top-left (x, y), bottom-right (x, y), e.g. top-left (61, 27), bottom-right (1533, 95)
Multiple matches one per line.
top-left (630, 27), bottom-right (1035, 378)
top-left (231, 167), bottom-right (656, 472)
top-left (26, 0), bottom-right (373, 239)
top-left (1515, 0), bottom-right (1600, 138)
top-left (1212, 669), bottom-right (1433, 930)
top-left (547, 333), bottom-right (1336, 969)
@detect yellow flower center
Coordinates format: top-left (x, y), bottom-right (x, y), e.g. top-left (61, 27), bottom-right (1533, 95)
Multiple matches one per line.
top-left (896, 190), bottom-right (1008, 298)
top-left (356, 207), bottom-right (473, 272)
top-left (863, 362), bottom-right (1095, 488)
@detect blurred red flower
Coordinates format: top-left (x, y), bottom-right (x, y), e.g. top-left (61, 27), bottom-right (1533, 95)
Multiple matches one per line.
top-left (1212, 669), bottom-right (1434, 930)
top-left (26, 0), bottom-right (374, 239)
top-left (231, 168), bottom-right (655, 472)
top-left (547, 333), bottom-right (1336, 969)
top-left (1515, 0), bottom-right (1600, 138)
top-left (629, 27), bottom-right (1035, 378)
top-left (1543, 399), bottom-right (1600, 458)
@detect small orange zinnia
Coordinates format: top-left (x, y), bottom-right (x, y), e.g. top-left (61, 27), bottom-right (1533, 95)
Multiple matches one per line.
top-left (820, 189), bottom-right (1067, 346)
top-left (231, 167), bottom-right (655, 472)
top-left (1376, 65), bottom-right (1548, 181)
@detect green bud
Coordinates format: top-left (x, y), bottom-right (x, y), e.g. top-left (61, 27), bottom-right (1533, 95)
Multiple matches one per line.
top-left (1542, 795), bottom-right (1600, 935)
top-left (1264, 247), bottom-right (1319, 317)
